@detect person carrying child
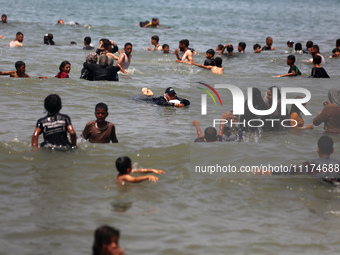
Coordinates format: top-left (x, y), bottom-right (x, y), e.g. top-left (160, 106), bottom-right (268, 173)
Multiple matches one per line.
top-left (32, 94), bottom-right (77, 148)
top-left (82, 103), bottom-right (118, 143)
top-left (116, 156), bottom-right (165, 185)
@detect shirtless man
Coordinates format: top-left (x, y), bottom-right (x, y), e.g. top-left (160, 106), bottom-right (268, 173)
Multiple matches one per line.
top-left (175, 39), bottom-right (193, 64)
top-left (193, 57), bottom-right (224, 74)
top-left (0, 61), bottom-right (47, 78)
top-left (8, 32), bottom-right (24, 47)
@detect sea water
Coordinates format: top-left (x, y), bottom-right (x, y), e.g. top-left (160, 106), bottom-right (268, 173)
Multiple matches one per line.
top-left (1, 0), bottom-right (340, 254)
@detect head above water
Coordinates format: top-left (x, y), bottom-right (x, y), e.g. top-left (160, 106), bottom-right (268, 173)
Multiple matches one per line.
top-left (116, 156), bottom-right (132, 175)
top-left (16, 32), bottom-right (24, 42)
top-left (1, 14), bottom-right (7, 23)
top-left (44, 94), bottom-right (62, 115)
top-left (86, 52), bottom-right (97, 63)
top-left (204, 127), bottom-right (217, 142)
top-left (295, 42), bottom-right (302, 51)
top-left (214, 57), bottom-right (222, 67)
top-left (15, 61), bottom-right (25, 70)
top-left (92, 225), bottom-right (120, 255)
top-left (238, 42), bottom-right (246, 52)
top-left (84, 36), bottom-right (91, 45)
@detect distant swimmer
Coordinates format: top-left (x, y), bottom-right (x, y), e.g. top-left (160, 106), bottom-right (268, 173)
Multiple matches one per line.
top-left (116, 156), bottom-right (165, 185)
top-left (1, 14), bottom-right (7, 23)
top-left (329, 48), bottom-right (340, 59)
top-left (7, 32), bottom-right (24, 47)
top-left (261, 37), bottom-right (275, 51)
top-left (0, 61), bottom-right (47, 79)
top-left (238, 42), bottom-right (246, 53)
top-left (83, 36), bottom-right (94, 50)
top-left (276, 55), bottom-right (302, 77)
top-left (308, 45), bottom-right (325, 65)
top-left (220, 44), bottom-right (234, 56)
top-left (31, 94), bottom-right (77, 149)
top-left (204, 49), bottom-right (215, 66)
top-left (58, 19), bottom-right (64, 24)
top-left (175, 39), bottom-right (193, 64)
top-left (215, 44), bottom-right (224, 54)
top-left (43, 33), bottom-right (55, 45)
top-left (303, 40), bottom-right (313, 54)
top-left (138, 17), bottom-right (161, 28)
top-left (140, 87), bottom-right (190, 107)
top-left (253, 44), bottom-right (261, 53)
top-left (116, 42), bottom-right (132, 74)
top-left (162, 44), bottom-right (170, 54)
top-left (55, 61), bottom-right (71, 79)
top-left (193, 57), bottom-right (224, 74)
top-left (294, 43), bottom-right (303, 54)
top-left (81, 103), bottom-right (118, 143)
top-left (286, 40), bottom-right (294, 48)
top-left (146, 35), bottom-right (162, 51)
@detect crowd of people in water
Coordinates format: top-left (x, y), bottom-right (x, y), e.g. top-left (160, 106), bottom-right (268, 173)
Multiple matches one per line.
top-left (2, 14), bottom-right (340, 254)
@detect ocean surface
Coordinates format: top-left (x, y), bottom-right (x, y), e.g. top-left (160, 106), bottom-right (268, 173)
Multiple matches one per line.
top-left (1, 0), bottom-right (340, 254)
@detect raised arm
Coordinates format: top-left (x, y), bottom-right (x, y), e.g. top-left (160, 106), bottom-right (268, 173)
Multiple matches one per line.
top-left (120, 174), bottom-right (159, 183)
top-left (217, 111), bottom-right (233, 136)
top-left (191, 120), bottom-right (204, 138)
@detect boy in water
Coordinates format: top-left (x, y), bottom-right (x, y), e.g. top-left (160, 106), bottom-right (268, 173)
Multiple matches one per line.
top-left (0, 61), bottom-right (31, 78)
top-left (162, 44), bottom-right (170, 54)
top-left (147, 35), bottom-right (162, 51)
top-left (276, 55), bottom-right (302, 77)
top-left (1, 14), bottom-right (7, 23)
top-left (310, 55), bottom-right (329, 78)
top-left (329, 48), bottom-right (340, 58)
top-left (83, 36), bottom-right (94, 50)
top-left (92, 225), bottom-right (124, 255)
top-left (116, 156), bottom-right (165, 185)
top-left (262, 37), bottom-right (274, 50)
top-left (32, 94), bottom-right (77, 148)
top-left (0, 61), bottom-right (47, 78)
top-left (8, 32), bottom-right (24, 47)
top-left (238, 42), bottom-right (246, 53)
top-left (82, 103), bottom-right (118, 143)
top-left (204, 49), bottom-right (215, 66)
top-left (143, 17), bottom-right (161, 28)
top-left (221, 44), bottom-right (234, 56)
top-left (193, 57), bottom-right (224, 74)
top-left (117, 43), bottom-right (132, 74)
top-left (253, 44), bottom-right (261, 53)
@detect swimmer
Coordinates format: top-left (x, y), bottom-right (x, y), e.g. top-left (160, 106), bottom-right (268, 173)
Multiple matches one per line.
top-left (253, 44), bottom-right (261, 53)
top-left (7, 32), bottom-right (24, 47)
top-left (238, 42), bottom-right (246, 53)
top-left (55, 61), bottom-right (71, 79)
top-left (0, 61), bottom-right (48, 79)
top-left (141, 87), bottom-right (190, 107)
top-left (147, 35), bottom-right (162, 51)
top-left (1, 14), bottom-right (7, 23)
top-left (191, 120), bottom-right (218, 142)
top-left (116, 156), bottom-right (165, 185)
top-left (215, 44), bottom-right (224, 54)
top-left (193, 57), bottom-right (224, 74)
top-left (220, 44), bottom-right (234, 56)
top-left (92, 225), bottom-right (124, 255)
top-left (32, 94), bottom-right (77, 148)
top-left (142, 17), bottom-right (161, 28)
top-left (303, 40), bottom-right (313, 54)
top-left (310, 55), bottom-right (329, 78)
top-left (262, 37), bottom-right (275, 50)
top-left (58, 19), bottom-right (64, 24)
top-left (175, 39), bottom-right (193, 64)
top-left (162, 44), bottom-right (170, 54)
top-left (294, 43), bottom-right (303, 54)
top-left (116, 42), bottom-right (132, 74)
top-left (276, 55), bottom-right (301, 77)
top-left (83, 36), bottom-right (94, 50)
top-left (287, 40), bottom-right (294, 48)
top-left (329, 48), bottom-right (340, 58)
top-left (204, 49), bottom-right (215, 66)
top-left (308, 45), bottom-right (325, 65)
top-left (43, 33), bottom-right (55, 45)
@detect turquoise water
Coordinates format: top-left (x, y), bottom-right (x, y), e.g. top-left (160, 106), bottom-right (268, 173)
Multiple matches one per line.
top-left (1, 0), bottom-right (340, 254)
